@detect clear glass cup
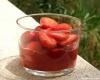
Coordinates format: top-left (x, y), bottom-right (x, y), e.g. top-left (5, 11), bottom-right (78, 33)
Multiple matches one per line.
top-left (16, 13), bottom-right (81, 77)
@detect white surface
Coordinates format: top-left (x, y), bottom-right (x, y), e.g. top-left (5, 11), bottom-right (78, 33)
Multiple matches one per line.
top-left (0, 0), bottom-right (39, 59)
top-left (0, 0), bottom-right (24, 59)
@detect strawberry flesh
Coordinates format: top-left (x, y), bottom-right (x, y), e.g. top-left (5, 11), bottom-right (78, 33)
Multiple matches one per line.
top-left (20, 31), bottom-right (37, 45)
top-left (51, 23), bottom-right (72, 31)
top-left (48, 32), bottom-right (67, 41)
top-left (38, 31), bottom-right (57, 49)
top-left (40, 17), bottom-right (58, 28)
top-left (60, 34), bottom-right (78, 46)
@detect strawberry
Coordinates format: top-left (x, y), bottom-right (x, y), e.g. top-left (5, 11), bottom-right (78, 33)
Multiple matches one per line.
top-left (26, 41), bottom-right (41, 51)
top-left (35, 25), bottom-right (52, 33)
top-left (27, 41), bottom-right (36, 50)
top-left (40, 17), bottom-right (58, 28)
top-left (21, 31), bottom-right (36, 41)
top-left (60, 34), bottom-right (78, 46)
top-left (20, 31), bottom-right (38, 46)
top-left (51, 23), bottom-right (72, 31)
top-left (48, 32), bottom-right (68, 41)
top-left (38, 31), bottom-right (57, 49)
top-left (35, 26), bottom-right (43, 31)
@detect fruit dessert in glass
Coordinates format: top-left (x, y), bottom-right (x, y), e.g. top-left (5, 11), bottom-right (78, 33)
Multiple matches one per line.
top-left (16, 13), bottom-right (81, 77)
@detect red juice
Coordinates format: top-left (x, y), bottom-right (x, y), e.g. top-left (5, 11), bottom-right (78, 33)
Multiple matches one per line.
top-left (19, 32), bottom-right (78, 71)
top-left (19, 17), bottom-right (79, 71)
top-left (20, 49), bottom-right (78, 71)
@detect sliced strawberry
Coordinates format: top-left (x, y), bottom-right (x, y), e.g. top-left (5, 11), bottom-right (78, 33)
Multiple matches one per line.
top-left (48, 32), bottom-right (68, 41)
top-left (40, 17), bottom-right (58, 28)
top-left (20, 31), bottom-right (37, 44)
top-left (35, 26), bottom-right (43, 31)
top-left (35, 25), bottom-right (51, 33)
top-left (26, 41), bottom-right (41, 51)
top-left (27, 41), bottom-right (36, 50)
top-left (51, 23), bottom-right (72, 31)
top-left (60, 34), bottom-right (78, 46)
top-left (38, 31), bottom-right (57, 49)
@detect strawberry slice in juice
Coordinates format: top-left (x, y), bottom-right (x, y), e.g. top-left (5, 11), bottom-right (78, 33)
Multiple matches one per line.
top-left (26, 41), bottom-right (41, 50)
top-left (38, 31), bottom-right (57, 49)
top-left (60, 34), bottom-right (78, 46)
top-left (48, 32), bottom-right (68, 41)
top-left (20, 31), bottom-right (37, 45)
top-left (20, 41), bottom-right (43, 67)
top-left (50, 23), bottom-right (72, 31)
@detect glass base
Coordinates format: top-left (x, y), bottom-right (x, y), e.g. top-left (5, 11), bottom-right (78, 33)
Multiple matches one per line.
top-left (24, 67), bottom-right (74, 77)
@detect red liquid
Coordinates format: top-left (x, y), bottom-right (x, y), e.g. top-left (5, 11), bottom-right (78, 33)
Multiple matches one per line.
top-left (19, 38), bottom-right (78, 71)
top-left (19, 18), bottom-right (79, 71)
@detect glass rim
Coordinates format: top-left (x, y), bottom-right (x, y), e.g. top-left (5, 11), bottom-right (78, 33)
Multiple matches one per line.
top-left (16, 13), bottom-right (82, 32)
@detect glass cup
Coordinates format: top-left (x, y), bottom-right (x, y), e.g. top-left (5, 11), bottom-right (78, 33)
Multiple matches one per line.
top-left (16, 13), bottom-right (81, 77)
